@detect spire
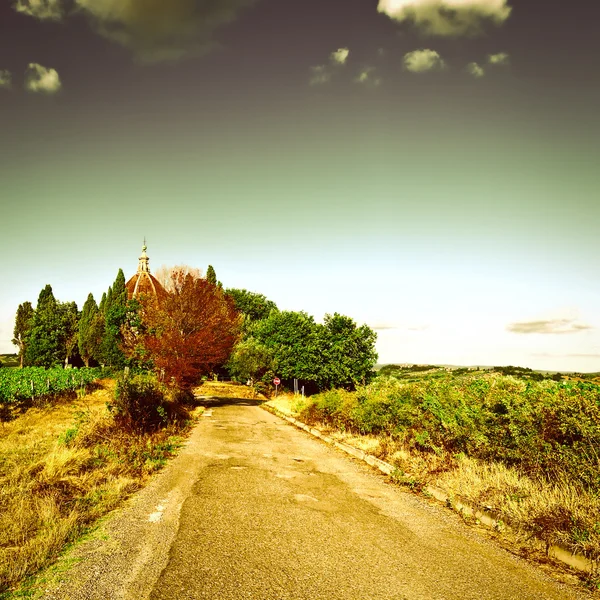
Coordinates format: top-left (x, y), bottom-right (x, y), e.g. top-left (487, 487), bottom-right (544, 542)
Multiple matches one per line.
top-left (138, 238), bottom-right (150, 273)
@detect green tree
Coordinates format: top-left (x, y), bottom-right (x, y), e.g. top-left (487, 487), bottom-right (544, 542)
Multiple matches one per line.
top-left (206, 265), bottom-right (217, 286)
top-left (225, 288), bottom-right (278, 326)
top-left (59, 301), bottom-right (80, 366)
top-left (25, 285), bottom-right (64, 367)
top-left (251, 310), bottom-right (320, 382)
top-left (12, 301), bottom-right (34, 368)
top-left (226, 337), bottom-right (273, 386)
top-left (101, 269), bottom-right (128, 367)
top-left (78, 293), bottom-right (104, 367)
top-left (316, 313), bottom-right (378, 389)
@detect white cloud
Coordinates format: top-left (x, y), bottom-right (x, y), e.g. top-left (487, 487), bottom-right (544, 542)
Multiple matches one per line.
top-left (507, 318), bottom-right (593, 335)
top-left (354, 66), bottom-right (382, 87)
top-left (488, 51), bottom-right (510, 65)
top-left (466, 62), bottom-right (485, 77)
top-left (403, 49), bottom-right (445, 73)
top-left (378, 0), bottom-right (512, 36)
top-left (309, 65), bottom-right (331, 86)
top-left (0, 70), bottom-right (12, 89)
top-left (25, 63), bottom-right (62, 94)
top-left (14, 0), bottom-right (63, 20)
top-left (15, 0), bottom-right (256, 64)
top-left (330, 47), bottom-right (350, 66)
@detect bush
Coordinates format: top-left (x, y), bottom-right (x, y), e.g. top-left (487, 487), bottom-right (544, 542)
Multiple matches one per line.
top-left (299, 374), bottom-right (600, 490)
top-left (111, 374), bottom-right (170, 431)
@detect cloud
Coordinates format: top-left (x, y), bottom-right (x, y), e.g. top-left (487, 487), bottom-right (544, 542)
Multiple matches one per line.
top-left (15, 0), bottom-right (256, 64)
top-left (309, 65), bottom-right (331, 86)
top-left (466, 61), bottom-right (485, 77)
top-left (309, 47), bottom-right (352, 85)
top-left (507, 319), bottom-right (593, 335)
top-left (377, 0), bottom-right (512, 36)
top-left (0, 70), bottom-right (12, 90)
top-left (14, 0), bottom-right (63, 20)
top-left (330, 47), bottom-right (350, 66)
top-left (488, 51), bottom-right (510, 65)
top-left (354, 66), bottom-right (382, 87)
top-left (403, 49), bottom-right (445, 72)
top-left (24, 63), bottom-right (62, 94)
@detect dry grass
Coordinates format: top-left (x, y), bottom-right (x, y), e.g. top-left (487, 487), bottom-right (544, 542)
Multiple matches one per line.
top-left (0, 379), bottom-right (196, 595)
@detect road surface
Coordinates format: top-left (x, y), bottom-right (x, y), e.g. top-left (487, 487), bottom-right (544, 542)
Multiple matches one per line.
top-left (43, 396), bottom-right (591, 600)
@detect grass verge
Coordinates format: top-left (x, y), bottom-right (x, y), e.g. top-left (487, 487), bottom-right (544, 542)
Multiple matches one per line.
top-left (0, 378), bottom-right (199, 597)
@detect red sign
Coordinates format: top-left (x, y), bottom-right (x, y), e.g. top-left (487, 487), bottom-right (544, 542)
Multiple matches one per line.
top-left (273, 377), bottom-right (281, 386)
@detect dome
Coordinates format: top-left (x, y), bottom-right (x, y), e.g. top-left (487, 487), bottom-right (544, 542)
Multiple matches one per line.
top-left (125, 242), bottom-right (167, 303)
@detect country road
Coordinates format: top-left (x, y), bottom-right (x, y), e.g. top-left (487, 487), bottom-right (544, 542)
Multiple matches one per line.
top-left (43, 396), bottom-right (592, 600)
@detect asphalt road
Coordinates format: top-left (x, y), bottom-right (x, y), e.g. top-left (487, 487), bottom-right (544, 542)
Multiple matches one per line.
top-left (43, 397), bottom-right (591, 600)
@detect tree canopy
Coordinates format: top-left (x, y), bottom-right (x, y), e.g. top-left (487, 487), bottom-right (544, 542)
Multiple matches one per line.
top-left (12, 301), bottom-right (34, 368)
top-left (133, 266), bottom-right (241, 390)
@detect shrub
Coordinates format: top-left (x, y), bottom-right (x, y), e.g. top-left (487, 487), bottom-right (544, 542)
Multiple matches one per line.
top-left (300, 374), bottom-right (600, 491)
top-left (111, 374), bottom-right (169, 431)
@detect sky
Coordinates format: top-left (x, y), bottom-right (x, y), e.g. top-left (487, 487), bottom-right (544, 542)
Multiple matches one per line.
top-left (1, 0), bottom-right (599, 372)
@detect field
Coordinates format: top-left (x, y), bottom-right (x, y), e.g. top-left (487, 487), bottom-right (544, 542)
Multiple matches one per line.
top-left (0, 367), bottom-right (103, 410)
top-left (280, 366), bottom-right (600, 583)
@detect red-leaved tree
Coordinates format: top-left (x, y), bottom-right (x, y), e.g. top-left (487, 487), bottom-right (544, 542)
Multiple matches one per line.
top-left (136, 267), bottom-right (241, 390)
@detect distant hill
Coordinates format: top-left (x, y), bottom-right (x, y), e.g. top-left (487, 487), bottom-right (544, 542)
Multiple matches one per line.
top-left (0, 353), bottom-right (19, 368)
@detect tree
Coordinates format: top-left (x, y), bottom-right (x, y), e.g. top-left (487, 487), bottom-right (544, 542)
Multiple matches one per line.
top-left (12, 301), bottom-right (34, 368)
top-left (101, 270), bottom-right (128, 367)
top-left (59, 301), bottom-right (80, 366)
top-left (206, 265), bottom-right (217, 286)
top-left (251, 310), bottom-right (321, 382)
top-left (316, 313), bottom-right (378, 389)
top-left (78, 293), bottom-right (103, 367)
top-left (250, 310), bottom-right (377, 392)
top-left (225, 288), bottom-right (278, 325)
top-left (133, 266), bottom-right (241, 390)
top-left (226, 338), bottom-right (273, 386)
top-left (25, 285), bottom-right (64, 367)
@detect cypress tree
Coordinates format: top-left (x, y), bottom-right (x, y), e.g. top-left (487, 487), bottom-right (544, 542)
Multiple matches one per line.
top-left (206, 265), bottom-right (217, 286)
top-left (101, 270), bottom-right (128, 367)
top-left (25, 285), bottom-right (63, 367)
top-left (79, 293), bottom-right (102, 367)
top-left (12, 301), bottom-right (34, 368)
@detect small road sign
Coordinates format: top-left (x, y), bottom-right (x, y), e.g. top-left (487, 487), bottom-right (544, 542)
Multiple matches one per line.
top-left (273, 377), bottom-right (281, 386)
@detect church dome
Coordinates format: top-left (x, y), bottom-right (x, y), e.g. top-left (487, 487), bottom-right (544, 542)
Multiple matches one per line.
top-left (125, 242), bottom-right (167, 302)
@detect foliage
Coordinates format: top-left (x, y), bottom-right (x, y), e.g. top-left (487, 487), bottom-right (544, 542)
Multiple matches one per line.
top-left (111, 374), bottom-right (171, 431)
top-left (24, 286), bottom-right (79, 368)
top-left (78, 293), bottom-right (104, 367)
top-left (0, 366), bottom-right (102, 406)
top-left (133, 266), bottom-right (241, 390)
top-left (100, 269), bottom-right (128, 367)
top-left (226, 288), bottom-right (278, 325)
top-left (12, 301), bottom-right (34, 368)
top-left (249, 310), bottom-right (377, 392)
top-left (251, 310), bottom-right (321, 383)
top-left (59, 300), bottom-right (80, 366)
top-left (206, 264), bottom-right (217, 286)
top-left (300, 374), bottom-right (600, 490)
top-left (226, 337), bottom-right (273, 385)
top-left (316, 313), bottom-right (378, 389)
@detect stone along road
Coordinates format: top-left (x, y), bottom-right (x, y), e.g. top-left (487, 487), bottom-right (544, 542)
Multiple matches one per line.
top-left (44, 396), bottom-right (592, 600)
